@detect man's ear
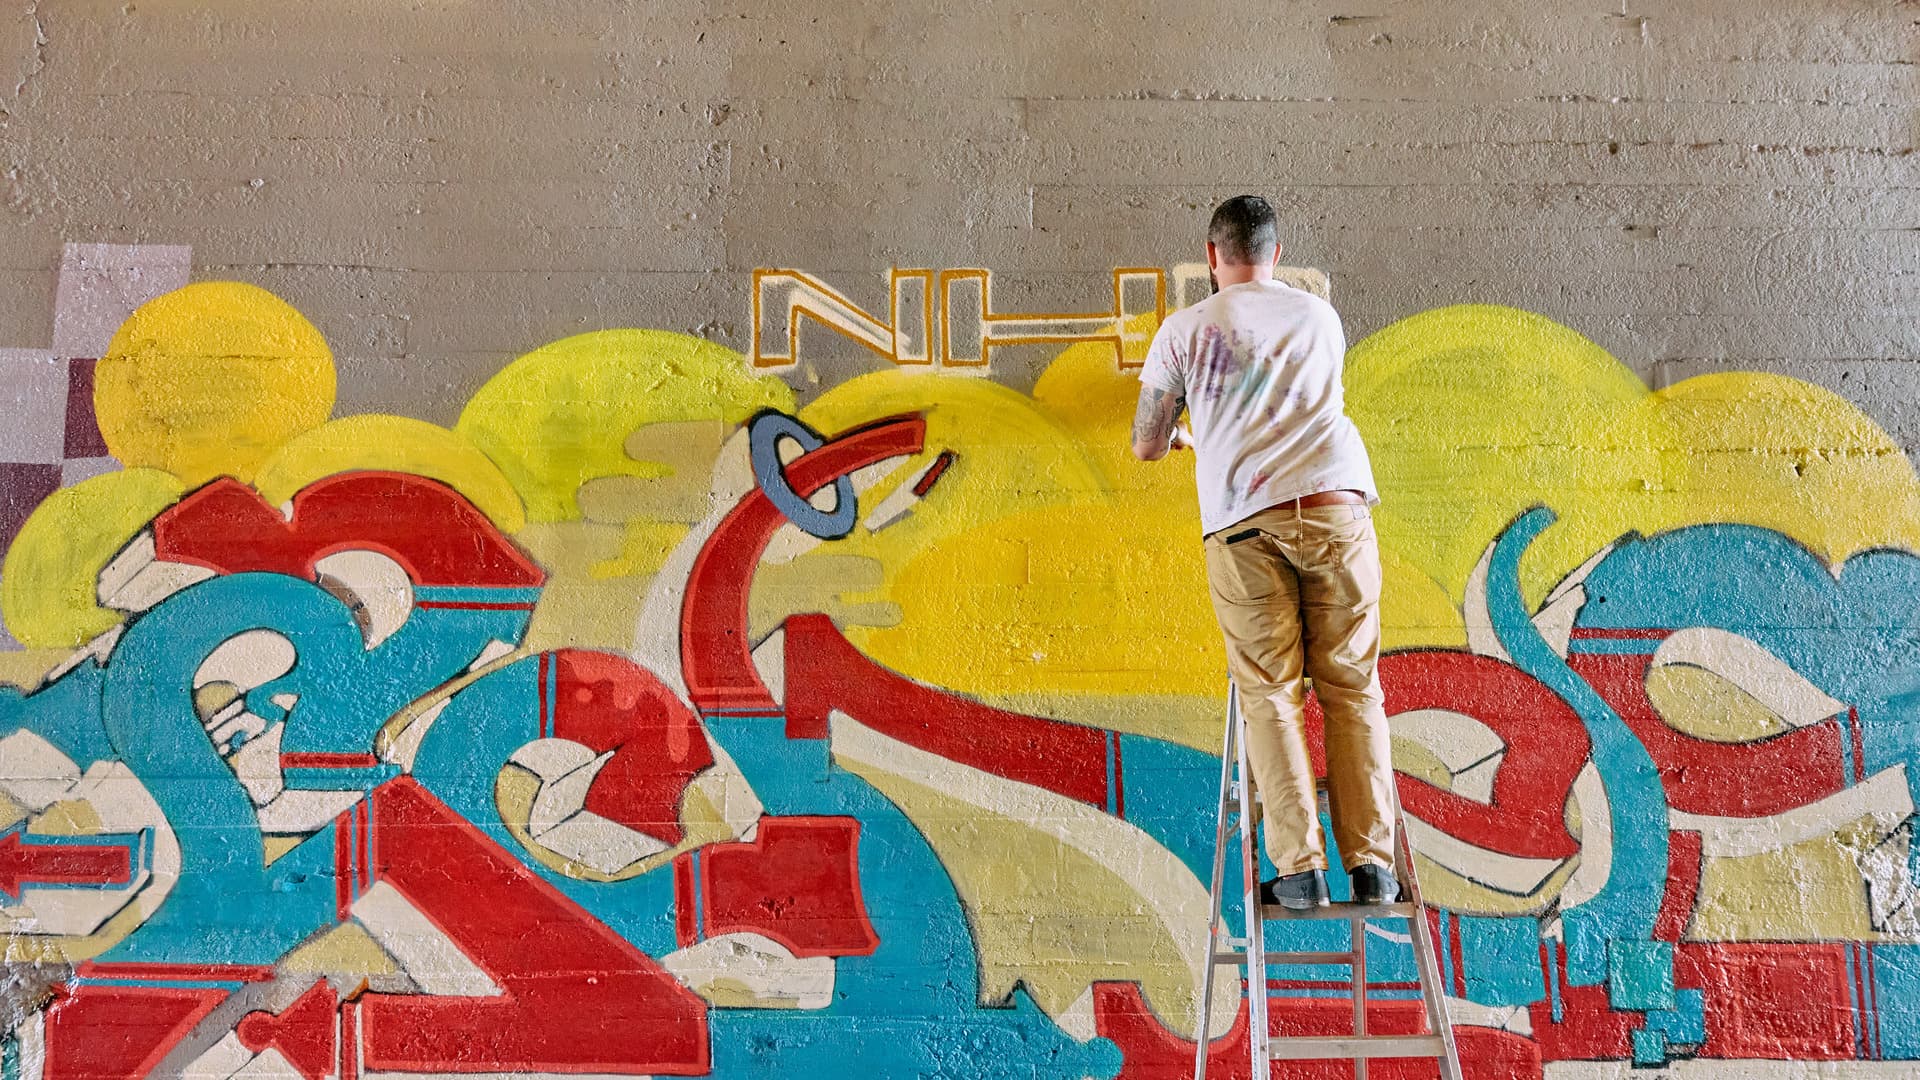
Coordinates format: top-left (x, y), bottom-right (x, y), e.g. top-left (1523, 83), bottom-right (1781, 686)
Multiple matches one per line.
top-left (1205, 241), bottom-right (1219, 272)
top-left (1269, 244), bottom-right (1283, 269)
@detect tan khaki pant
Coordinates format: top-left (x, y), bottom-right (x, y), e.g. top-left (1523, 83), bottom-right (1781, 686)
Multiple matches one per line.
top-left (1203, 501), bottom-right (1396, 875)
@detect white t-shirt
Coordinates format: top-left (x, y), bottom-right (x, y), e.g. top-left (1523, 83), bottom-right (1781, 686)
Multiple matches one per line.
top-left (1139, 280), bottom-right (1379, 535)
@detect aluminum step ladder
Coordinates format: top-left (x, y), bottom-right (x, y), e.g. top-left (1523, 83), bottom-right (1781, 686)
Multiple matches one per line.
top-left (1194, 683), bottom-right (1463, 1079)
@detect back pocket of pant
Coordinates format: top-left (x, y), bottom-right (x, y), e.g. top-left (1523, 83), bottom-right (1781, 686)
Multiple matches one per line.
top-left (1205, 535), bottom-right (1284, 605)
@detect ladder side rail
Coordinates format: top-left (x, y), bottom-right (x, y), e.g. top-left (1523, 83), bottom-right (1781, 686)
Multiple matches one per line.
top-left (1231, 683), bottom-right (1271, 1074)
top-left (1351, 914), bottom-right (1368, 1080)
top-left (1395, 787), bottom-right (1464, 1080)
top-left (1192, 691), bottom-right (1241, 1080)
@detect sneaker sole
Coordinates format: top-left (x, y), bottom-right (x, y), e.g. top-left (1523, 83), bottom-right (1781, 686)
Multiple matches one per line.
top-left (1275, 896), bottom-right (1331, 910)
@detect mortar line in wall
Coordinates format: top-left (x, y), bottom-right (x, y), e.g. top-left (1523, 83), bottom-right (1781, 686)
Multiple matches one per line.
top-left (1016, 91), bottom-right (1920, 106)
top-left (44, 66), bottom-right (1920, 107)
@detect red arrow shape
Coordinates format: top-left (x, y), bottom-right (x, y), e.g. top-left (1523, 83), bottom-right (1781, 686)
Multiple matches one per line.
top-left (238, 980), bottom-right (338, 1080)
top-left (0, 830), bottom-right (134, 899)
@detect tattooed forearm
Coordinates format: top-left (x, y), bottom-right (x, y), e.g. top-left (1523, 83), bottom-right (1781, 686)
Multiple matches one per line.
top-left (1132, 387), bottom-right (1171, 444)
top-left (1131, 386), bottom-right (1184, 461)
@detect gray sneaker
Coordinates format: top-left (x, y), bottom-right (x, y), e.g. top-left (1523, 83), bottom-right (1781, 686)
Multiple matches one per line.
top-left (1261, 869), bottom-right (1330, 910)
top-left (1350, 863), bottom-right (1401, 904)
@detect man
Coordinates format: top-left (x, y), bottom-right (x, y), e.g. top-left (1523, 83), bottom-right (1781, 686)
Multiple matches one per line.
top-left (1130, 195), bottom-right (1397, 910)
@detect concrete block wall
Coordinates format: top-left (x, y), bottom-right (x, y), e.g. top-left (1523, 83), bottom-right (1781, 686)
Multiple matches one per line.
top-left (0, 2), bottom-right (1915, 1077)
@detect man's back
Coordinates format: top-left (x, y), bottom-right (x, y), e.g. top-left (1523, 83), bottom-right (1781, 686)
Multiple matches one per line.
top-left (1131, 193), bottom-right (1401, 910)
top-left (1139, 279), bottom-right (1377, 535)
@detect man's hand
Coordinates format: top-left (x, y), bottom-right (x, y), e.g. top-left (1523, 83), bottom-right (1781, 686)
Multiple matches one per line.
top-left (1170, 425), bottom-right (1194, 451)
top-left (1131, 386), bottom-right (1186, 461)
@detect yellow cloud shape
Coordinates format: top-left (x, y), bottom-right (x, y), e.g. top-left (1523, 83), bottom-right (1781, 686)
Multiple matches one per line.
top-left (2, 469), bottom-right (186, 648)
top-left (94, 281), bottom-right (335, 485)
top-left (457, 329), bottom-right (795, 523)
top-left (1346, 305), bottom-right (1920, 614)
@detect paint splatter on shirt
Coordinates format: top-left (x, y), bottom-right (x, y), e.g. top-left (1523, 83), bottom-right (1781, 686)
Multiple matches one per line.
top-left (1139, 280), bottom-right (1378, 534)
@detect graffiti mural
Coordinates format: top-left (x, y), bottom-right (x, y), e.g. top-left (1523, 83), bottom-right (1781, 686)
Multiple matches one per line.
top-left (1, 245), bottom-right (1917, 1078)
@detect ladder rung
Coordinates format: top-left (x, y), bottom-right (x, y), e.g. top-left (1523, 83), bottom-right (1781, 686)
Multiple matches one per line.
top-left (1267, 1035), bottom-right (1446, 1061)
top-left (1211, 950), bottom-right (1356, 966)
top-left (1261, 900), bottom-right (1419, 921)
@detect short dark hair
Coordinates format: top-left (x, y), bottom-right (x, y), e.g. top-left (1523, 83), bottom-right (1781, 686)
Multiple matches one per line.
top-left (1208, 195), bottom-right (1278, 265)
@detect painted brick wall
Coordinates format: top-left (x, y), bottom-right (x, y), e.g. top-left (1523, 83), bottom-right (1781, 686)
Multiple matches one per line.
top-left (0, 3), bottom-right (1916, 1078)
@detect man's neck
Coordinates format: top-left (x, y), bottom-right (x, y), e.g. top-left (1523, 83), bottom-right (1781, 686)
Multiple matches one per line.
top-left (1211, 265), bottom-right (1274, 288)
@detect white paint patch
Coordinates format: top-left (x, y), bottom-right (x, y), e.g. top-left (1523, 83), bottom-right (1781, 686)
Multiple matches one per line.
top-left (0, 349), bottom-right (66, 464)
top-left (687, 737), bottom-right (765, 843)
top-left (858, 455), bottom-right (937, 533)
top-left (97, 531), bottom-right (216, 614)
top-left (1535, 543), bottom-right (1612, 659)
top-left (507, 738), bottom-right (600, 790)
top-left (1532, 585), bottom-right (1587, 659)
top-left (759, 522), bottom-right (823, 565)
top-left (255, 789), bottom-right (364, 836)
top-left (1403, 811), bottom-right (1568, 897)
top-left (352, 881), bottom-right (503, 997)
top-left (1389, 708), bottom-right (1504, 804)
top-left (1461, 540), bottom-right (1512, 663)
top-left (1651, 627), bottom-right (1847, 728)
top-left (76, 760), bottom-right (177, 927)
top-left (194, 630), bottom-right (297, 691)
top-left (0, 729), bottom-right (80, 811)
top-left (314, 549), bottom-right (416, 649)
top-left (1861, 823), bottom-right (1920, 936)
top-left (661, 930), bottom-right (834, 1009)
top-left (1445, 998), bottom-right (1532, 1037)
top-left (3, 760), bottom-right (169, 938)
top-left (1671, 764), bottom-right (1911, 858)
top-left (749, 627), bottom-right (785, 703)
top-left (507, 738), bottom-right (668, 873)
top-left (467, 639), bottom-right (517, 671)
top-left (207, 702), bottom-right (268, 757)
top-left (228, 722), bottom-right (286, 806)
top-left (533, 812), bottom-right (668, 875)
top-left (1057, 985), bottom-right (1098, 1043)
top-left (1365, 922), bottom-right (1412, 945)
top-left (1557, 762), bottom-right (1614, 913)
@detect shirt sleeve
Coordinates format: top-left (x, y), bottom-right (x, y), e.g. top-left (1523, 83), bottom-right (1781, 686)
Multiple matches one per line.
top-left (1325, 302), bottom-right (1349, 362)
top-left (1138, 319), bottom-right (1185, 396)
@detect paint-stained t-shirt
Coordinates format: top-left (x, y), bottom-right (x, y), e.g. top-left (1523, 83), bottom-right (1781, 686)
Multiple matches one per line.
top-left (1139, 279), bottom-right (1378, 535)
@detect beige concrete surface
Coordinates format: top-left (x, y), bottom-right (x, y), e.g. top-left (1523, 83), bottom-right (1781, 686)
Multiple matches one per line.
top-left (0, 1), bottom-right (1913, 427)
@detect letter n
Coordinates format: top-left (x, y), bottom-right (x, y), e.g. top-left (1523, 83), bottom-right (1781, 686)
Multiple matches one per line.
top-left (750, 270), bottom-right (935, 370)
